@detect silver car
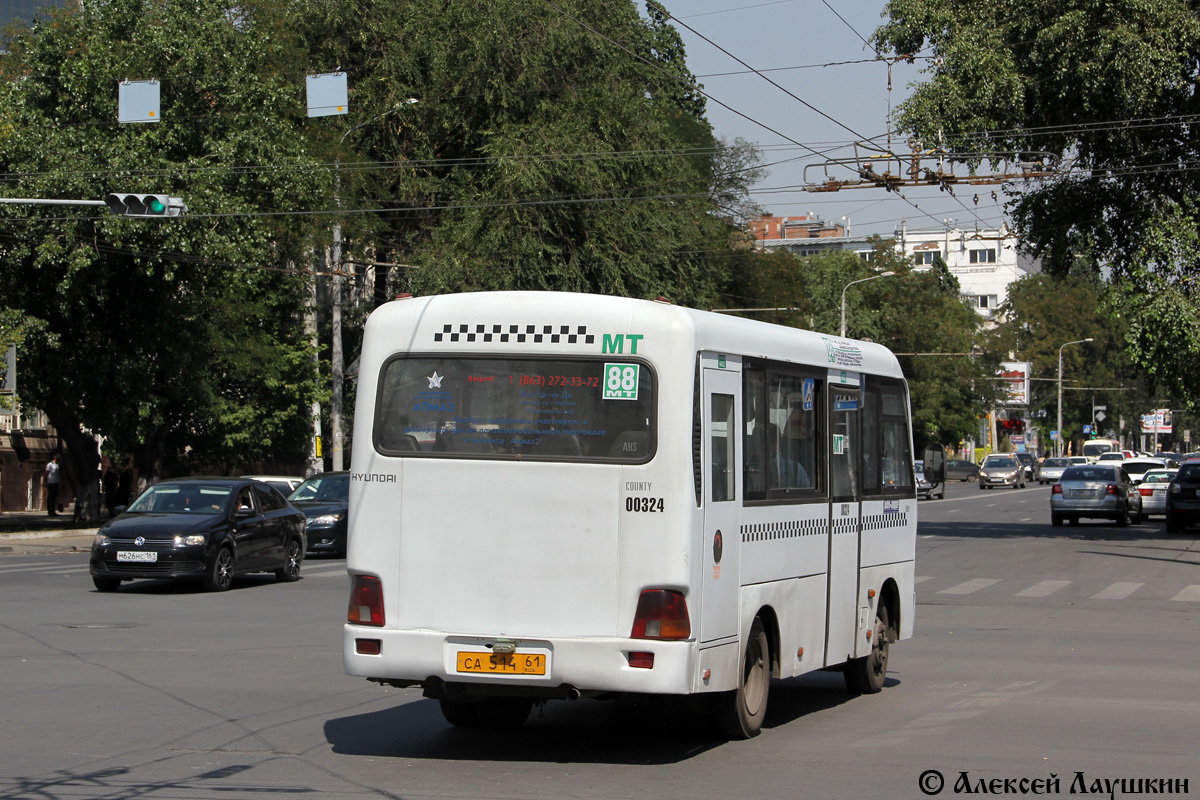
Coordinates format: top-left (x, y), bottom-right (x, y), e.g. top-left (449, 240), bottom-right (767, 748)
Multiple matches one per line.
top-left (1050, 464), bottom-right (1142, 527)
top-left (1137, 468), bottom-right (1177, 518)
top-left (979, 453), bottom-right (1026, 490)
top-left (1038, 457), bottom-right (1072, 484)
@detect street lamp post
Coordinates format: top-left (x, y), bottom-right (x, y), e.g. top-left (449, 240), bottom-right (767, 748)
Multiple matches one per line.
top-left (1056, 338), bottom-right (1094, 457)
top-left (839, 271), bottom-right (895, 338)
top-left (326, 99), bottom-right (419, 472)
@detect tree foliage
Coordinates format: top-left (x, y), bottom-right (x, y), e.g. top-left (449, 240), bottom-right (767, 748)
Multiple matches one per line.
top-left (0, 0), bottom-right (328, 515)
top-left (872, 0), bottom-right (1200, 407)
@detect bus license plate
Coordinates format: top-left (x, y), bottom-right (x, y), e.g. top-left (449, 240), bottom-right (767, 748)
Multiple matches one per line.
top-left (456, 651), bottom-right (546, 676)
top-left (117, 551), bottom-right (157, 562)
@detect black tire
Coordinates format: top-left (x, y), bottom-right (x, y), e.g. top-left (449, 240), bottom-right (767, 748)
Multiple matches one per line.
top-left (1130, 505), bottom-right (1142, 525)
top-left (439, 699), bottom-right (482, 728)
top-left (1166, 516), bottom-right (1182, 534)
top-left (1116, 506), bottom-right (1128, 526)
top-left (1051, 514), bottom-right (1064, 527)
top-left (966, 474), bottom-right (978, 482)
top-left (715, 617), bottom-right (770, 739)
top-left (476, 698), bottom-right (533, 729)
top-left (845, 605), bottom-right (890, 695)
top-left (204, 547), bottom-right (235, 592)
top-left (275, 539), bottom-right (303, 582)
top-left (92, 575), bottom-right (121, 592)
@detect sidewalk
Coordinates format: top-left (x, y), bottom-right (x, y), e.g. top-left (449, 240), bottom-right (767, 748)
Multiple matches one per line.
top-left (0, 511), bottom-right (100, 555)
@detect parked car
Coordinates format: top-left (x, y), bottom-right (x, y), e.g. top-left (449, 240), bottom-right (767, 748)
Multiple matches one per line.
top-left (1119, 457), bottom-right (1167, 484)
top-left (1137, 468), bottom-right (1178, 518)
top-left (1038, 457), bottom-right (1072, 484)
top-left (89, 478), bottom-right (307, 592)
top-left (915, 460), bottom-right (944, 500)
top-left (1015, 452), bottom-right (1040, 481)
top-left (1050, 464), bottom-right (1142, 527)
top-left (245, 475), bottom-right (304, 494)
top-left (945, 459), bottom-right (981, 482)
top-left (1166, 460), bottom-right (1200, 533)
top-left (980, 453), bottom-right (1026, 490)
top-left (288, 471), bottom-right (350, 557)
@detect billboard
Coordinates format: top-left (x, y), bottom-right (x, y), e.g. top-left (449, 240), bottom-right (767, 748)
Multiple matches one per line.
top-left (1141, 409), bottom-right (1173, 434)
top-left (999, 361), bottom-right (1030, 405)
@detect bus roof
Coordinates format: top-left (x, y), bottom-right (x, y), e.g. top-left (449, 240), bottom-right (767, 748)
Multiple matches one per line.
top-left (365, 292), bottom-right (906, 380)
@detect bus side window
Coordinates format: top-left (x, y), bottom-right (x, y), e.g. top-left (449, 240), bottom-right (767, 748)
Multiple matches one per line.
top-left (711, 394), bottom-right (735, 502)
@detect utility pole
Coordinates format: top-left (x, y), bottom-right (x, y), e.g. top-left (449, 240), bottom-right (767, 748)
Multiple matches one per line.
top-left (330, 228), bottom-right (344, 471)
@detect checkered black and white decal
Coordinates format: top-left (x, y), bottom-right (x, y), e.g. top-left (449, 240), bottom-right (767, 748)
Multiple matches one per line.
top-left (433, 323), bottom-right (595, 345)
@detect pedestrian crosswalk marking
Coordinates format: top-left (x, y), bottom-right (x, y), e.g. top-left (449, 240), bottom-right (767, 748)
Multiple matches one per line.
top-left (1090, 582), bottom-right (1143, 600)
top-left (1016, 580), bottom-right (1071, 598)
top-left (938, 578), bottom-right (1000, 595)
top-left (1169, 585), bottom-right (1200, 602)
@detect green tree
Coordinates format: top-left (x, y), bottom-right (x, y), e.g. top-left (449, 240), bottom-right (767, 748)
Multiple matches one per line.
top-left (292, 0), bottom-right (754, 310)
top-left (994, 273), bottom-right (1155, 454)
top-left (872, 0), bottom-right (1200, 407)
top-left (0, 0), bottom-right (326, 518)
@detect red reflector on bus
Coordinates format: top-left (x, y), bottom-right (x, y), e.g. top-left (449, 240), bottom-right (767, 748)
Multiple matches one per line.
top-left (347, 575), bottom-right (385, 627)
top-left (628, 652), bottom-right (655, 669)
top-left (631, 589), bottom-right (690, 640)
top-left (356, 638), bottom-right (382, 655)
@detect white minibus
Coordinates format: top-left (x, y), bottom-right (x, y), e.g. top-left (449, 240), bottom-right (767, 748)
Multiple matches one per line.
top-left (344, 291), bottom-right (916, 738)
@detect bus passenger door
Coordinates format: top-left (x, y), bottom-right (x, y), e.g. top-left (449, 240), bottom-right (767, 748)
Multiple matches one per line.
top-left (700, 359), bottom-right (741, 646)
top-left (825, 380), bottom-right (861, 665)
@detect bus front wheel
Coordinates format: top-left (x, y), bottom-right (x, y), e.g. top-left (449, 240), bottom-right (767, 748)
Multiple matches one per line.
top-left (715, 617), bottom-right (770, 739)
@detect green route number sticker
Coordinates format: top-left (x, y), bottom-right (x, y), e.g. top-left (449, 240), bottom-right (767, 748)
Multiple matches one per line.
top-left (603, 363), bottom-right (639, 400)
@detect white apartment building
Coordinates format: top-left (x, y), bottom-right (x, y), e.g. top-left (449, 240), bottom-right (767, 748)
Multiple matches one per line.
top-left (751, 214), bottom-right (1040, 325)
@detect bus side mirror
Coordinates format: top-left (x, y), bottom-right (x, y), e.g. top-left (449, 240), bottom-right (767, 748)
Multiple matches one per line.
top-left (923, 443), bottom-right (946, 484)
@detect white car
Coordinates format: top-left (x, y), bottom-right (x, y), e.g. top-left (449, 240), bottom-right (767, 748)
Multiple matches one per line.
top-left (1096, 452), bottom-right (1126, 464)
top-left (1136, 468), bottom-right (1177, 517)
top-left (1120, 458), bottom-right (1168, 485)
top-left (245, 475), bottom-right (304, 494)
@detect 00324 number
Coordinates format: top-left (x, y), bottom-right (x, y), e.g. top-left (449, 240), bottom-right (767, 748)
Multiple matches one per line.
top-left (626, 496), bottom-right (664, 513)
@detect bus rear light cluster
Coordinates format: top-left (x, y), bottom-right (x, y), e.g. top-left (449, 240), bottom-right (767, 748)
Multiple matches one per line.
top-left (348, 575), bottom-right (385, 627)
top-left (627, 652), bottom-right (655, 669)
top-left (630, 589), bottom-right (690, 640)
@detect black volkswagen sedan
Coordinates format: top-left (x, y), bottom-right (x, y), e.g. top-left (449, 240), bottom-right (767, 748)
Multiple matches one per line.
top-left (288, 472), bottom-right (349, 557)
top-left (89, 478), bottom-right (307, 592)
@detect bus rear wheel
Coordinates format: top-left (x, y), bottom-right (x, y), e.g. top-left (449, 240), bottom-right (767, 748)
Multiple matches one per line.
top-left (845, 605), bottom-right (890, 694)
top-left (715, 617), bottom-right (770, 739)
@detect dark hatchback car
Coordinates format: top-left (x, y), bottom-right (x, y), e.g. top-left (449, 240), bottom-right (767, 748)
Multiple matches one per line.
top-left (90, 478), bottom-right (307, 592)
top-left (1166, 460), bottom-right (1200, 533)
top-left (288, 472), bottom-right (349, 557)
top-left (945, 459), bottom-right (981, 482)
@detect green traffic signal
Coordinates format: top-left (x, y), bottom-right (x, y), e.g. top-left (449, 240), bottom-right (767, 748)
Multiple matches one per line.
top-left (104, 193), bottom-right (186, 217)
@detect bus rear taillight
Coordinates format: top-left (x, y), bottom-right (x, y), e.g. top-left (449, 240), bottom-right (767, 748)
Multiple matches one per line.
top-left (348, 575), bottom-right (385, 627)
top-left (631, 589), bottom-right (690, 640)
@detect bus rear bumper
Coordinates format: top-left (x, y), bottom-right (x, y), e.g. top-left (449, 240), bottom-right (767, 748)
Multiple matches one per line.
top-left (344, 626), bottom-right (709, 697)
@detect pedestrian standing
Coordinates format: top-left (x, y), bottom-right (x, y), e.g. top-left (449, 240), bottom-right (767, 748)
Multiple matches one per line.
top-left (45, 454), bottom-right (61, 516)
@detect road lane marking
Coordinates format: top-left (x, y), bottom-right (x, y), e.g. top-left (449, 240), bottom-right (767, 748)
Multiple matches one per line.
top-left (0, 562), bottom-right (55, 571)
top-left (0, 564), bottom-right (68, 574)
top-left (938, 578), bottom-right (1000, 595)
top-left (1090, 582), bottom-right (1143, 600)
top-left (1016, 580), bottom-right (1072, 598)
top-left (1169, 585), bottom-right (1200, 602)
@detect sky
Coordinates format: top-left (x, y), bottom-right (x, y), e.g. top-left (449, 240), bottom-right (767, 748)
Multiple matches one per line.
top-left (656, 0), bottom-right (1012, 238)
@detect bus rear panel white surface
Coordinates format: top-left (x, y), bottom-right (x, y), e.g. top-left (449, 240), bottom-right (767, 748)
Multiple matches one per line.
top-left (344, 291), bottom-right (916, 736)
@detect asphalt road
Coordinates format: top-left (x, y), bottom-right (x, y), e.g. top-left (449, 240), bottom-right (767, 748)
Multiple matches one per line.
top-left (1, 483), bottom-right (1197, 800)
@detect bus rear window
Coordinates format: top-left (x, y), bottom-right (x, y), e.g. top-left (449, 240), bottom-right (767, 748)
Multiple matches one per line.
top-left (373, 356), bottom-right (655, 462)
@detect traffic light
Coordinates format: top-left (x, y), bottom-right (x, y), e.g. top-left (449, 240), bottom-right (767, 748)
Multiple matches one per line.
top-left (104, 193), bottom-right (187, 217)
